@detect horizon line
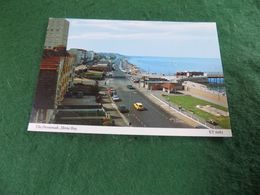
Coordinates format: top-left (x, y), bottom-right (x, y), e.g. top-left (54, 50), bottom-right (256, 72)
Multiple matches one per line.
top-left (67, 47), bottom-right (221, 60)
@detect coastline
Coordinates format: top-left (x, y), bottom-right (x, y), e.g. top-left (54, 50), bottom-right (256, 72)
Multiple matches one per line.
top-left (122, 58), bottom-right (177, 80)
top-left (125, 55), bottom-right (223, 75)
top-left (120, 57), bottom-right (226, 96)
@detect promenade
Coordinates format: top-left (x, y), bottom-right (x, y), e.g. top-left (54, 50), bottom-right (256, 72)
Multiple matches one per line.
top-left (130, 81), bottom-right (221, 129)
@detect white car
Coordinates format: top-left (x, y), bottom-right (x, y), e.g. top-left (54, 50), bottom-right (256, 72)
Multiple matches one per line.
top-left (112, 94), bottom-right (120, 101)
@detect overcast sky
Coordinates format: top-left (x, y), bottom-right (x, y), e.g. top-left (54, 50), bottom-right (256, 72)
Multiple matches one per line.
top-left (66, 19), bottom-right (221, 59)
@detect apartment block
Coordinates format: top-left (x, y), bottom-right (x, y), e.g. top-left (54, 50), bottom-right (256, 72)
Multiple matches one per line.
top-left (44, 18), bottom-right (69, 49)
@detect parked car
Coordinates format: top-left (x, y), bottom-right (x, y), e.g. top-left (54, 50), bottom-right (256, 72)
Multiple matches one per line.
top-left (112, 94), bottom-right (120, 101)
top-left (127, 85), bottom-right (135, 89)
top-left (107, 72), bottom-right (113, 77)
top-left (133, 102), bottom-right (144, 111)
top-left (207, 119), bottom-right (218, 126)
top-left (108, 87), bottom-right (116, 95)
top-left (119, 105), bottom-right (129, 113)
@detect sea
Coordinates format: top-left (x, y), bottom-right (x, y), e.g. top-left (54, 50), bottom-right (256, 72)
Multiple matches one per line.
top-left (126, 56), bottom-right (223, 75)
top-left (126, 56), bottom-right (225, 92)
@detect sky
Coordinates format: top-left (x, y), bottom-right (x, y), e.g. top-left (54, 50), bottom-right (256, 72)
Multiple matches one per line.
top-left (66, 19), bottom-right (222, 59)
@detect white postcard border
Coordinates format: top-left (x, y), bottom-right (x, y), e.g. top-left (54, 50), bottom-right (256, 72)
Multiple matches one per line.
top-left (28, 123), bottom-right (232, 137)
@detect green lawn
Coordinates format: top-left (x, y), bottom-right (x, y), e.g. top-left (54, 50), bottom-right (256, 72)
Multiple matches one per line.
top-left (165, 95), bottom-right (231, 129)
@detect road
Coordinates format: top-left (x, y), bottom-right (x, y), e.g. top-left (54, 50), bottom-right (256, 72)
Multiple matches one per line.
top-left (106, 58), bottom-right (191, 128)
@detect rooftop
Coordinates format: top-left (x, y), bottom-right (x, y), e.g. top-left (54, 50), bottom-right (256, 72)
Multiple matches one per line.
top-left (40, 56), bottom-right (60, 70)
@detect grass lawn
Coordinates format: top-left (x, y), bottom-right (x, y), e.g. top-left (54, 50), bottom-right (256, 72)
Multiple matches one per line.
top-left (165, 95), bottom-right (231, 129)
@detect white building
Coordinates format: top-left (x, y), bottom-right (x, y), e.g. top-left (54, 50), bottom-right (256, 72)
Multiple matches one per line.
top-left (86, 50), bottom-right (95, 61)
top-left (68, 48), bottom-right (86, 65)
top-left (44, 18), bottom-right (69, 49)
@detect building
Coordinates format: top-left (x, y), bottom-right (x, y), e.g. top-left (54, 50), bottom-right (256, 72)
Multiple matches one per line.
top-left (68, 48), bottom-right (86, 65)
top-left (56, 54), bottom-right (75, 105)
top-left (73, 78), bottom-right (97, 86)
top-left (31, 48), bottom-right (75, 123)
top-left (56, 96), bottom-right (109, 126)
top-left (44, 18), bottom-right (69, 49)
top-left (144, 80), bottom-right (182, 91)
top-left (86, 50), bottom-right (95, 62)
top-left (162, 82), bottom-right (183, 93)
top-left (74, 65), bottom-right (88, 73)
top-left (31, 57), bottom-right (59, 123)
top-left (68, 49), bottom-right (96, 65)
top-left (176, 71), bottom-right (205, 78)
top-left (89, 62), bottom-right (112, 72)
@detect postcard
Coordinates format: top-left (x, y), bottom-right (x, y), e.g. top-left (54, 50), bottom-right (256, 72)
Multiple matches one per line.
top-left (28, 18), bottom-right (232, 137)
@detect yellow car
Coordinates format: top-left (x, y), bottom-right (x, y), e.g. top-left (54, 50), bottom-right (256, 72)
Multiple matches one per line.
top-left (133, 102), bottom-right (144, 111)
